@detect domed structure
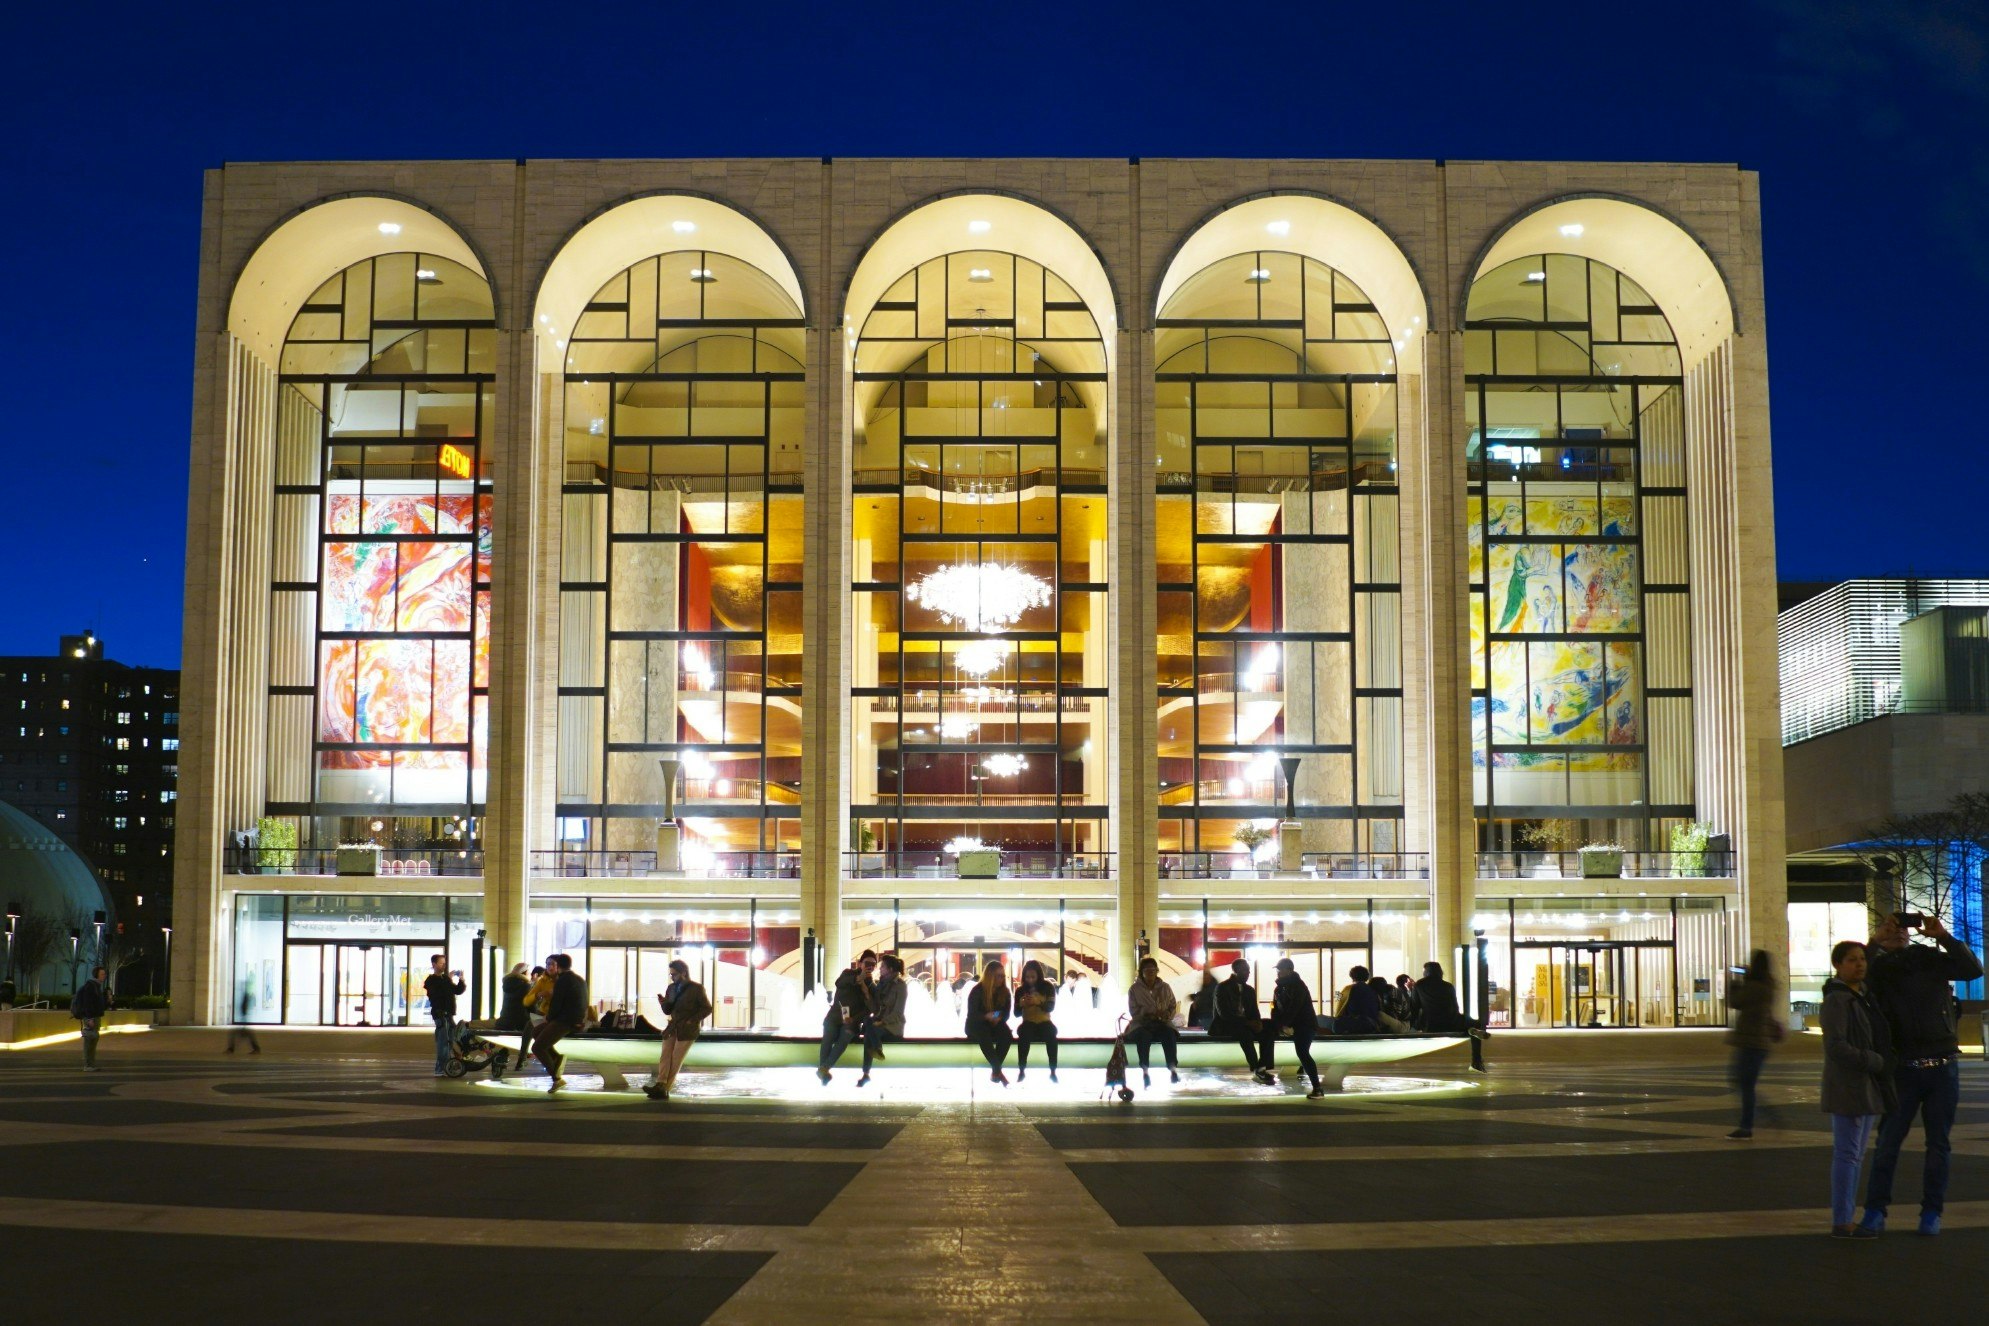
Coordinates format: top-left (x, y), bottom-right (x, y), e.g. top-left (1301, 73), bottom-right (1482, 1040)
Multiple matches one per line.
top-left (0, 798), bottom-right (113, 927)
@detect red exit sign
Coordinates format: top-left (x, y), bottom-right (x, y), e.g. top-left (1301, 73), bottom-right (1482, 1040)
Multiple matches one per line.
top-left (438, 443), bottom-right (474, 479)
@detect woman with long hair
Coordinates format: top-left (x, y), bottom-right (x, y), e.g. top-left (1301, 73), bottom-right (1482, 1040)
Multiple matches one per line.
top-left (1014, 959), bottom-right (1059, 1083)
top-left (645, 958), bottom-right (712, 1102)
top-left (1725, 948), bottom-right (1782, 1139)
top-left (963, 959), bottom-right (1014, 1085)
top-left (1820, 940), bottom-right (1892, 1237)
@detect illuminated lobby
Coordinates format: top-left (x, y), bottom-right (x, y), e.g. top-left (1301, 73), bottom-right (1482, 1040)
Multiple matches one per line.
top-left (174, 158), bottom-right (1782, 1033)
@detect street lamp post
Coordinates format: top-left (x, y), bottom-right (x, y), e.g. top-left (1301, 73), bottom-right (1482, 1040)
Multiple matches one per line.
top-left (4, 902), bottom-right (18, 982)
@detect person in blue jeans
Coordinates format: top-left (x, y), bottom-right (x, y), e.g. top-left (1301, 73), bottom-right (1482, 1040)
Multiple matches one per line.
top-left (1818, 941), bottom-right (1891, 1237)
top-left (1858, 911), bottom-right (1983, 1237)
top-left (422, 954), bottom-right (465, 1077)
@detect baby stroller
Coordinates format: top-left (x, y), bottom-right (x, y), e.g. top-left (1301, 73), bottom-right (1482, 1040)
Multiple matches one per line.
top-left (1102, 1015), bottom-right (1135, 1103)
top-left (446, 1021), bottom-right (512, 1079)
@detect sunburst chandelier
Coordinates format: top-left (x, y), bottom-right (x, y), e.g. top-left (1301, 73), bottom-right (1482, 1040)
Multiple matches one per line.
top-left (938, 713), bottom-right (979, 740)
top-left (982, 753), bottom-right (1029, 778)
top-left (906, 563), bottom-right (1051, 633)
top-left (953, 637), bottom-right (1009, 678)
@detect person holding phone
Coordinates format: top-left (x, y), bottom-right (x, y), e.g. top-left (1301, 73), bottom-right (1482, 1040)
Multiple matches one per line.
top-left (1857, 910), bottom-right (1984, 1236)
top-left (422, 953), bottom-right (465, 1078)
top-left (964, 959), bottom-right (1014, 1084)
top-left (645, 958), bottom-right (711, 1102)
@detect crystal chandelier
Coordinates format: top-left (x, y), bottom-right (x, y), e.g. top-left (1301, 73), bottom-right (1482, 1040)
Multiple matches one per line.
top-left (982, 753), bottom-right (1029, 778)
top-left (938, 713), bottom-right (978, 740)
top-left (906, 562), bottom-right (1051, 633)
top-left (943, 835), bottom-right (987, 856)
top-left (953, 637), bottom-right (1009, 678)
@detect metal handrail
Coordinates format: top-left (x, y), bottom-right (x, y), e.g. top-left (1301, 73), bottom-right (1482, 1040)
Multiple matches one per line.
top-left (1159, 852), bottom-right (1431, 880)
top-left (1472, 850), bottom-right (1736, 880)
top-left (529, 850), bottom-right (800, 879)
top-left (843, 850), bottom-right (1115, 879)
top-left (223, 846), bottom-right (485, 877)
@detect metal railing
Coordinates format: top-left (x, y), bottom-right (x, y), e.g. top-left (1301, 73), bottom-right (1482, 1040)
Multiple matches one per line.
top-left (530, 850), bottom-right (800, 879)
top-left (223, 847), bottom-right (485, 877)
top-left (1473, 850), bottom-right (1736, 880)
top-left (843, 850), bottom-right (1114, 879)
top-left (1160, 852), bottom-right (1430, 880)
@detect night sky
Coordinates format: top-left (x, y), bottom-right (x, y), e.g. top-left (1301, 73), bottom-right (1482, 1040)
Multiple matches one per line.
top-left (4, 0), bottom-right (1982, 668)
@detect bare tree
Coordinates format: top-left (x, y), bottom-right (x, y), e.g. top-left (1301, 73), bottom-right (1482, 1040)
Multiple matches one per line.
top-left (6, 911), bottom-right (68, 1003)
top-left (1859, 792), bottom-right (1989, 926)
top-left (96, 927), bottom-right (145, 1000)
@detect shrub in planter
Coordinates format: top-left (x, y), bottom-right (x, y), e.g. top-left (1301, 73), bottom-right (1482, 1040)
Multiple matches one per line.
top-left (1578, 843), bottom-right (1625, 878)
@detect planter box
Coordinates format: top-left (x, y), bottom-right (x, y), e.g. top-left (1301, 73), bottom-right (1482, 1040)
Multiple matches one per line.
top-left (1579, 848), bottom-right (1623, 878)
top-left (336, 846), bottom-right (381, 876)
top-left (956, 849), bottom-right (1001, 879)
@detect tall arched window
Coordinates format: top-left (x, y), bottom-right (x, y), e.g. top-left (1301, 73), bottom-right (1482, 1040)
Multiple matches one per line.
top-left (850, 252), bottom-right (1109, 869)
top-left (267, 253), bottom-right (495, 846)
top-left (1466, 254), bottom-right (1692, 852)
top-left (555, 251), bottom-right (805, 864)
top-left (1154, 252), bottom-right (1403, 867)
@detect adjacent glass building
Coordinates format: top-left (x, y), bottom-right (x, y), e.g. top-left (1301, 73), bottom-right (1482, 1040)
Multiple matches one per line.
top-left (179, 160), bottom-right (1780, 1030)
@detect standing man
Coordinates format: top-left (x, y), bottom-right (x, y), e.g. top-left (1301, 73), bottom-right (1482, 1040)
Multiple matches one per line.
top-left (533, 953), bottom-right (589, 1095)
top-left (423, 954), bottom-right (465, 1078)
top-left (817, 949), bottom-right (876, 1084)
top-left (70, 966), bottom-right (111, 1071)
top-left (1859, 911), bottom-right (1984, 1237)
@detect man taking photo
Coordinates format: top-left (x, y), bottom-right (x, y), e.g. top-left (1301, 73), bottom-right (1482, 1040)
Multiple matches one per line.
top-left (1858, 910), bottom-right (1983, 1237)
top-left (423, 954), bottom-right (465, 1078)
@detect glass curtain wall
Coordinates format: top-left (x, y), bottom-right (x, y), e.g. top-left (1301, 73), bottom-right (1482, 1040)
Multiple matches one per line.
top-left (555, 253), bottom-right (806, 861)
top-left (266, 255), bottom-right (496, 850)
top-left (1154, 253), bottom-right (1403, 867)
top-left (850, 253), bottom-right (1110, 867)
top-left (1465, 255), bottom-right (1694, 854)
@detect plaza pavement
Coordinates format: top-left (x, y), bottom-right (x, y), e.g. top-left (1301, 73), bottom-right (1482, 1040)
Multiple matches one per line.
top-left (0, 1028), bottom-right (1984, 1323)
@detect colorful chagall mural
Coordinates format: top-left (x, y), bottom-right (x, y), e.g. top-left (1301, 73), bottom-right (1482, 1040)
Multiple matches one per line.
top-left (317, 492), bottom-right (490, 777)
top-left (1469, 493), bottom-right (1641, 771)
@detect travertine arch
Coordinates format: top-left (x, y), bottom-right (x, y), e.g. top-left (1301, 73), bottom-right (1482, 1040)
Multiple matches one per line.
top-left (843, 192), bottom-right (1118, 349)
top-left (1156, 192), bottom-right (1429, 370)
top-left (534, 194), bottom-right (806, 358)
top-left (227, 195), bottom-right (489, 363)
top-left (1468, 195), bottom-right (1735, 368)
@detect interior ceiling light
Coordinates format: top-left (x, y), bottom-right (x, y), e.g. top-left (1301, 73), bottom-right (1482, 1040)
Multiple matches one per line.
top-left (690, 267), bottom-right (716, 283)
top-left (968, 267), bottom-right (993, 282)
top-left (954, 637), bottom-right (1009, 677)
top-left (967, 219), bottom-right (992, 234)
top-left (377, 221), bottom-right (402, 235)
top-left (1245, 267), bottom-right (1272, 283)
top-left (906, 563), bottom-right (1051, 632)
top-left (1524, 271), bottom-right (1546, 283)
top-left (1559, 222), bottom-right (1584, 237)
top-left (982, 753), bottom-right (1029, 778)
top-left (416, 268), bottom-right (440, 284)
top-left (672, 220), bottom-right (697, 233)
top-left (1265, 220), bottom-right (1291, 236)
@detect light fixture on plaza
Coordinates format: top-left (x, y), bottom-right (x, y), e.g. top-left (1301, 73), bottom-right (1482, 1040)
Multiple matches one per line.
top-left (906, 563), bottom-right (1051, 633)
top-left (377, 221), bottom-right (402, 235)
top-left (1559, 222), bottom-right (1584, 237)
top-left (672, 220), bottom-right (697, 233)
top-left (690, 267), bottom-right (716, 283)
top-left (954, 637), bottom-right (1008, 678)
top-left (982, 753), bottom-right (1028, 778)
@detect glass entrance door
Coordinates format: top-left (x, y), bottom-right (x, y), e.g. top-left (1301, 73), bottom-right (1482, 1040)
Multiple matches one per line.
top-left (331, 944), bottom-right (410, 1026)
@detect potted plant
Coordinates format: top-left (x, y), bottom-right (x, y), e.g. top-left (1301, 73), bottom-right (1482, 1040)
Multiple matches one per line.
top-left (1578, 842), bottom-right (1625, 878)
top-left (1670, 820), bottom-right (1712, 878)
top-left (256, 816), bottom-right (297, 874)
top-left (852, 820), bottom-right (885, 877)
top-left (1232, 822), bottom-right (1274, 877)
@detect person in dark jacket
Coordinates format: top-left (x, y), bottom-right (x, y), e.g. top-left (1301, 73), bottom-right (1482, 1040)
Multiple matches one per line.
top-left (1259, 958), bottom-right (1325, 1098)
top-left (1858, 911), bottom-right (1985, 1237)
top-left (859, 953), bottom-right (908, 1087)
top-left (1127, 957), bottom-right (1181, 1086)
top-left (817, 950), bottom-right (877, 1084)
top-left (1725, 949), bottom-right (1780, 1139)
top-left (1820, 941), bottom-right (1892, 1238)
top-left (422, 954), bottom-right (466, 1077)
top-left (496, 962), bottom-right (531, 1031)
top-left (964, 959), bottom-right (1014, 1084)
top-left (226, 986), bottom-right (262, 1055)
top-left (1208, 959), bottom-right (1273, 1085)
top-left (645, 959), bottom-right (712, 1102)
top-left (70, 966), bottom-right (110, 1070)
top-left (1014, 960), bottom-right (1059, 1083)
top-left (532, 953), bottom-right (589, 1094)
top-left (1413, 962), bottom-right (1466, 1033)
top-left (1333, 964), bottom-right (1381, 1034)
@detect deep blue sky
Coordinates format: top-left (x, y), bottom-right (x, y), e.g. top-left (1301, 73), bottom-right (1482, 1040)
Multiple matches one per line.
top-left (4, 0), bottom-right (1982, 669)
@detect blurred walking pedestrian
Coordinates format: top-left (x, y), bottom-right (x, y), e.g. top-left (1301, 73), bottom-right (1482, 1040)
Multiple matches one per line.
top-left (225, 987), bottom-right (261, 1054)
top-left (70, 965), bottom-right (110, 1071)
top-left (1725, 949), bottom-right (1780, 1139)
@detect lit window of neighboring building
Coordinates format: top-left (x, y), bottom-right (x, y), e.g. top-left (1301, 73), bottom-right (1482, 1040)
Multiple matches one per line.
top-left (162, 738), bottom-right (178, 751)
